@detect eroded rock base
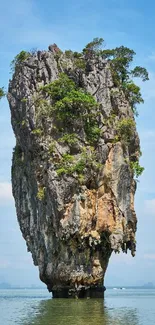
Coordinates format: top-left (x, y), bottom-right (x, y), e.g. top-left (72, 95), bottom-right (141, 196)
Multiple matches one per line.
top-left (52, 285), bottom-right (106, 298)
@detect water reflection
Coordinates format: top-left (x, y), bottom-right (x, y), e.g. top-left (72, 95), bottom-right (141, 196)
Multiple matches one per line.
top-left (23, 298), bottom-right (139, 325)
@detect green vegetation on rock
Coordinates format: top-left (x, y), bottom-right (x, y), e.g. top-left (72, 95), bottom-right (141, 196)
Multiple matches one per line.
top-left (40, 73), bottom-right (75, 101)
top-left (83, 37), bottom-right (104, 55)
top-left (14, 38), bottom-right (147, 181)
top-left (0, 87), bottom-right (5, 99)
top-left (122, 82), bottom-right (144, 116)
top-left (116, 118), bottom-right (135, 144)
top-left (48, 142), bottom-right (56, 154)
top-left (130, 161), bottom-right (144, 178)
top-left (37, 186), bottom-right (45, 200)
top-left (56, 148), bottom-right (101, 180)
top-left (83, 38), bottom-right (148, 115)
top-left (21, 98), bottom-right (27, 103)
top-left (40, 73), bottom-right (100, 145)
top-left (11, 51), bottom-right (30, 72)
top-left (64, 50), bottom-right (73, 58)
top-left (31, 128), bottom-right (43, 136)
top-left (59, 133), bottom-right (77, 145)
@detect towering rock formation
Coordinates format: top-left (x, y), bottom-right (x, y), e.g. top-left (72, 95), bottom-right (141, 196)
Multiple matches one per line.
top-left (8, 44), bottom-right (140, 298)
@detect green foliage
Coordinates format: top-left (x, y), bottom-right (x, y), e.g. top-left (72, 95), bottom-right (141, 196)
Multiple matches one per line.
top-left (106, 46), bottom-right (136, 85)
top-left (35, 98), bottom-right (51, 110)
top-left (53, 88), bottom-right (97, 121)
top-left (73, 52), bottom-right (82, 58)
top-left (40, 73), bottom-right (75, 102)
top-left (31, 128), bottom-right (43, 136)
top-left (78, 174), bottom-right (85, 184)
top-left (37, 186), bottom-right (45, 200)
top-left (40, 73), bottom-right (99, 144)
top-left (54, 49), bottom-right (63, 63)
top-left (56, 148), bottom-right (101, 179)
top-left (112, 135), bottom-right (120, 144)
top-left (64, 49), bottom-right (84, 69)
top-left (122, 82), bottom-right (144, 115)
top-left (64, 51), bottom-right (84, 68)
top-left (108, 46), bottom-right (135, 84)
top-left (76, 149), bottom-right (102, 173)
top-left (11, 51), bottom-right (30, 72)
top-left (34, 98), bottom-right (52, 123)
top-left (112, 46), bottom-right (135, 65)
top-left (21, 120), bottom-right (26, 126)
top-left (106, 113), bottom-right (117, 128)
top-left (131, 66), bottom-right (149, 81)
top-left (0, 87), bottom-right (5, 99)
top-left (82, 38), bottom-right (148, 115)
top-left (56, 167), bottom-right (68, 176)
top-left (83, 37), bottom-right (104, 55)
top-left (34, 40), bottom-right (146, 181)
top-left (62, 153), bottom-right (75, 163)
top-left (83, 40), bottom-right (147, 98)
top-left (65, 50), bottom-right (73, 58)
top-left (59, 133), bottom-right (77, 145)
top-left (84, 123), bottom-right (101, 144)
top-left (116, 118), bottom-right (135, 143)
top-left (130, 161), bottom-right (144, 178)
top-left (86, 41), bottom-right (149, 114)
top-left (74, 58), bottom-right (86, 70)
top-left (100, 49), bottom-right (115, 59)
top-left (21, 98), bottom-right (27, 103)
top-left (72, 158), bottom-right (86, 174)
top-left (56, 153), bottom-right (75, 176)
top-left (48, 142), bottom-right (56, 154)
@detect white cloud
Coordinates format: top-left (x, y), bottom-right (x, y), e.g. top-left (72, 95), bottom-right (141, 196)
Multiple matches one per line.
top-left (0, 182), bottom-right (13, 204)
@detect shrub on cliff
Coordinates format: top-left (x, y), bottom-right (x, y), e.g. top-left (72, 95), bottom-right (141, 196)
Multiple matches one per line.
top-left (83, 38), bottom-right (149, 115)
top-left (116, 118), bottom-right (135, 144)
top-left (14, 39), bottom-right (147, 180)
top-left (13, 39), bottom-right (148, 116)
top-left (38, 73), bottom-right (102, 182)
top-left (0, 87), bottom-right (5, 99)
top-left (130, 161), bottom-right (144, 179)
top-left (83, 37), bottom-right (104, 56)
top-left (122, 82), bottom-right (144, 115)
top-left (40, 73), bottom-right (75, 102)
top-left (40, 73), bottom-right (101, 145)
top-left (10, 50), bottom-right (30, 72)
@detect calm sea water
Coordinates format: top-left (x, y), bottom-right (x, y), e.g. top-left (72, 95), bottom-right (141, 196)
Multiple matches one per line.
top-left (0, 288), bottom-right (155, 325)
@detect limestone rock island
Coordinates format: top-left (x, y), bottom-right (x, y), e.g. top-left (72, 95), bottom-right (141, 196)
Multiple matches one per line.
top-left (8, 39), bottom-right (146, 298)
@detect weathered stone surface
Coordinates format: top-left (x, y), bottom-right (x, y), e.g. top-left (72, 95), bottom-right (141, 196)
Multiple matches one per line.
top-left (8, 46), bottom-right (139, 298)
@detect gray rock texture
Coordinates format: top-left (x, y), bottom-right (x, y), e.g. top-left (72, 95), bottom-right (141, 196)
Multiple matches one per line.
top-left (8, 46), bottom-right (140, 298)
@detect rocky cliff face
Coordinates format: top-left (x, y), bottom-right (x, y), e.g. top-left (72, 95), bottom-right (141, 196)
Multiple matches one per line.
top-left (8, 45), bottom-right (140, 298)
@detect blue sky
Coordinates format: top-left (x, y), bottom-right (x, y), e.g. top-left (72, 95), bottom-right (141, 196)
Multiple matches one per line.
top-left (0, 0), bottom-right (155, 287)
